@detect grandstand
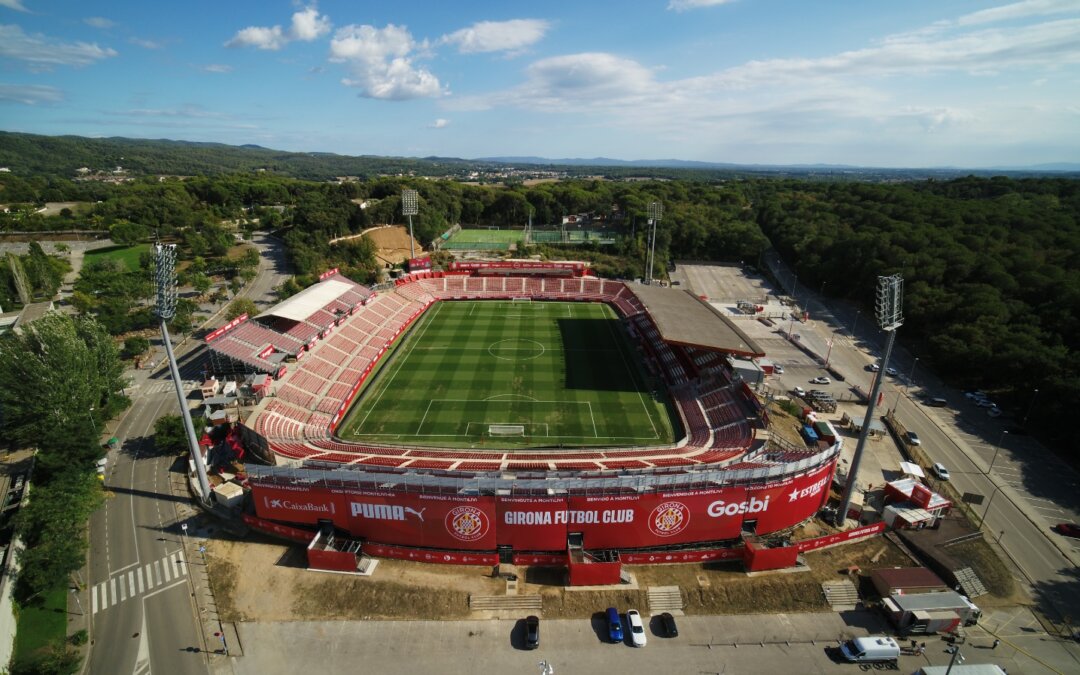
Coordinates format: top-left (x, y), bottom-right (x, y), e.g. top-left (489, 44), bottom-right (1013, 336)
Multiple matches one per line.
top-left (231, 264), bottom-right (843, 563)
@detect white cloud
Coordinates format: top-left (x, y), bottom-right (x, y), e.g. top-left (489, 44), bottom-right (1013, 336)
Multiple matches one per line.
top-left (0, 24), bottom-right (118, 71)
top-left (226, 25), bottom-right (286, 51)
top-left (290, 6), bottom-right (331, 41)
top-left (129, 37), bottom-right (163, 49)
top-left (330, 24), bottom-right (443, 100)
top-left (667, 0), bottom-right (737, 12)
top-left (957, 0), bottom-right (1077, 26)
top-left (202, 64), bottom-right (233, 74)
top-left (0, 1), bottom-right (29, 13)
top-left (429, 118), bottom-right (449, 128)
top-left (0, 83), bottom-right (63, 104)
top-left (440, 19), bottom-right (550, 54)
top-left (84, 17), bottom-right (114, 29)
top-left (226, 5), bottom-right (331, 50)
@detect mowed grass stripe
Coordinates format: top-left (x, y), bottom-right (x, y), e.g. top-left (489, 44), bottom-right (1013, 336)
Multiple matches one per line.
top-left (338, 300), bottom-right (676, 448)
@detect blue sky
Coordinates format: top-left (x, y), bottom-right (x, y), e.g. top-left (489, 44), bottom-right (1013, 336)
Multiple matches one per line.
top-left (1, 0), bottom-right (1078, 167)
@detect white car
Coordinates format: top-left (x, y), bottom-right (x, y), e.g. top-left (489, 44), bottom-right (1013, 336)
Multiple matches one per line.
top-left (975, 398), bottom-right (996, 408)
top-left (809, 376), bottom-right (831, 385)
top-left (932, 463), bottom-right (950, 481)
top-left (773, 364), bottom-right (784, 375)
top-left (905, 431), bottom-right (921, 446)
top-left (987, 406), bottom-right (1002, 418)
top-left (792, 386), bottom-right (806, 397)
top-left (626, 609), bottom-right (647, 647)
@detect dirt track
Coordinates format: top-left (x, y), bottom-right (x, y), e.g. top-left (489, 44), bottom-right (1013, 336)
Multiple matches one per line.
top-left (331, 226), bottom-right (422, 266)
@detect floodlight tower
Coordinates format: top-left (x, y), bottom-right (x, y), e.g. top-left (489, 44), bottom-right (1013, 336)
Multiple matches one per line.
top-left (835, 274), bottom-right (904, 526)
top-left (647, 201), bottom-right (663, 284)
top-left (402, 188), bottom-right (419, 259)
top-left (154, 244), bottom-right (212, 504)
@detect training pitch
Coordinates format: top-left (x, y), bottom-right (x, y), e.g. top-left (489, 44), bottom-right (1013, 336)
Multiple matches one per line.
top-left (337, 300), bottom-right (677, 449)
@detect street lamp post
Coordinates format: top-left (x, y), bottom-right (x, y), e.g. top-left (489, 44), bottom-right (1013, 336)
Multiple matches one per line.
top-left (1023, 388), bottom-right (1039, 426)
top-left (851, 309), bottom-right (860, 337)
top-left (978, 430), bottom-right (1009, 528)
top-left (402, 189), bottom-right (419, 260)
top-left (908, 357), bottom-right (918, 389)
top-left (646, 202), bottom-right (662, 284)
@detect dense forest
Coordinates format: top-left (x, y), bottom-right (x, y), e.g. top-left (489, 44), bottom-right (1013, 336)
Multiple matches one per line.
top-left (0, 148), bottom-right (1077, 456)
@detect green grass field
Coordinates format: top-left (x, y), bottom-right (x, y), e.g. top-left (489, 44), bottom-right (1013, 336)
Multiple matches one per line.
top-left (338, 300), bottom-right (676, 448)
top-left (83, 243), bottom-right (150, 272)
top-left (11, 584), bottom-right (68, 671)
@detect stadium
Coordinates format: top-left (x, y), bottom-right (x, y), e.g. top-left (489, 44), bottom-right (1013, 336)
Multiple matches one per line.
top-left (208, 262), bottom-right (844, 575)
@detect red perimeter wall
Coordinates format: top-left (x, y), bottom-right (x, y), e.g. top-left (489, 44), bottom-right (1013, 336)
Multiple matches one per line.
top-left (250, 460), bottom-right (836, 554)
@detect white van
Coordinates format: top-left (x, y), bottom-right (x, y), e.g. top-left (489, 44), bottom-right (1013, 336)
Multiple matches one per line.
top-left (839, 636), bottom-right (900, 663)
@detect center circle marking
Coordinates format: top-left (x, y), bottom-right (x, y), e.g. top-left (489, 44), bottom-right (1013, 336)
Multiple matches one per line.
top-left (488, 339), bottom-right (545, 361)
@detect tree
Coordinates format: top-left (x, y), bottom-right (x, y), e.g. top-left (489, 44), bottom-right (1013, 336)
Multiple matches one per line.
top-left (191, 272), bottom-right (212, 295)
top-left (226, 298), bottom-right (258, 320)
top-left (0, 314), bottom-right (126, 461)
top-left (153, 414), bottom-right (189, 455)
top-left (122, 336), bottom-right (150, 359)
top-left (108, 220), bottom-right (149, 246)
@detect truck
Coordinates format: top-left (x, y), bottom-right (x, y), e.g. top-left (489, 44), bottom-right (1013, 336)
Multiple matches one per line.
top-left (883, 591), bottom-right (981, 632)
top-left (839, 636), bottom-right (900, 663)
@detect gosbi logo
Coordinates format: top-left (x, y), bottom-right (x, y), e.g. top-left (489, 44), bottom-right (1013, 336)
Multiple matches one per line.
top-left (706, 495), bottom-right (770, 518)
top-left (445, 505), bottom-right (490, 542)
top-left (648, 501), bottom-right (690, 537)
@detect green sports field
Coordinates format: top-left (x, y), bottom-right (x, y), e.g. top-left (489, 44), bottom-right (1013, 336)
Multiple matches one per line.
top-left (338, 300), bottom-right (677, 448)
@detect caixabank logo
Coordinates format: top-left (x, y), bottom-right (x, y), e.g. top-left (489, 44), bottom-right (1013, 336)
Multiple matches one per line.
top-left (445, 505), bottom-right (490, 542)
top-left (647, 501), bottom-right (690, 537)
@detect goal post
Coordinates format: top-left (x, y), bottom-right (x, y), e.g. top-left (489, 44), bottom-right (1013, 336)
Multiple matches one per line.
top-left (510, 297), bottom-right (532, 303)
top-left (489, 424), bottom-right (525, 436)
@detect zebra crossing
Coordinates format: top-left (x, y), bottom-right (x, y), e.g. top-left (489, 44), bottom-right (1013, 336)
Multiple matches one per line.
top-left (133, 381), bottom-right (187, 396)
top-left (91, 551), bottom-right (187, 615)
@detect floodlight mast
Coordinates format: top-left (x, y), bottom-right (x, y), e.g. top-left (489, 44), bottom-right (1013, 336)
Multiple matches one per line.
top-left (647, 202), bottom-right (663, 284)
top-left (154, 244), bottom-right (212, 504)
top-left (402, 189), bottom-right (419, 260)
top-left (835, 274), bottom-right (903, 526)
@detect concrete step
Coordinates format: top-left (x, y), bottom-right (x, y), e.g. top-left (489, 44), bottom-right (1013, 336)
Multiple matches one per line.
top-left (953, 567), bottom-right (988, 598)
top-left (822, 580), bottom-right (860, 611)
top-left (647, 586), bottom-right (684, 612)
top-left (468, 595), bottom-right (542, 611)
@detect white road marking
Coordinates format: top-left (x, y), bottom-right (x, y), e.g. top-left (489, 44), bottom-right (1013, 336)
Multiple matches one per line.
top-left (110, 577), bottom-right (118, 605)
top-left (91, 584), bottom-right (100, 613)
top-left (144, 562), bottom-right (155, 589)
top-left (128, 571), bottom-right (135, 597)
top-left (137, 566), bottom-right (144, 594)
top-left (162, 557), bottom-right (172, 582)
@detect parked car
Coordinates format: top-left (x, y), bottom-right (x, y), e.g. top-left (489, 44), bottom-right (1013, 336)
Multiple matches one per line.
top-left (906, 431), bottom-right (921, 446)
top-left (987, 406), bottom-right (1002, 418)
top-left (773, 364), bottom-right (784, 375)
top-left (809, 376), bottom-right (831, 385)
top-left (791, 386), bottom-right (806, 397)
top-left (659, 612), bottom-right (679, 638)
top-left (1053, 523), bottom-right (1080, 539)
top-left (932, 463), bottom-right (950, 481)
top-left (606, 607), bottom-right (623, 643)
top-left (964, 390), bottom-right (988, 400)
top-left (923, 397), bottom-right (948, 407)
top-left (626, 609), bottom-right (647, 647)
top-left (525, 615), bottom-right (540, 649)
top-left (886, 367), bottom-right (898, 376)
top-left (867, 364), bottom-right (880, 372)
top-left (975, 398), bottom-right (996, 408)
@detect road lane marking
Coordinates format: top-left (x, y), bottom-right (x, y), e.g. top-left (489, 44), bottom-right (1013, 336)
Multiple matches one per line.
top-left (128, 571), bottom-right (135, 597)
top-left (113, 560), bottom-right (140, 574)
top-left (162, 557), bottom-right (172, 582)
top-left (144, 562), bottom-right (155, 589)
top-left (143, 578), bottom-right (187, 599)
top-left (154, 559), bottom-right (163, 585)
top-left (92, 584), bottom-right (100, 613)
top-left (136, 566), bottom-right (144, 594)
top-left (110, 577), bottom-right (117, 605)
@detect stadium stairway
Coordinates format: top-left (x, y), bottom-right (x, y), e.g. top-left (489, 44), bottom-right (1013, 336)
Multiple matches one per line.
top-left (468, 595), bottom-right (542, 611)
top-left (647, 586), bottom-right (685, 615)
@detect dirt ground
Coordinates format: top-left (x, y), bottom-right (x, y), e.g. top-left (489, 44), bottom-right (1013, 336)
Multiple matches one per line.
top-left (207, 533), bottom-right (915, 622)
top-left (764, 400), bottom-right (808, 447)
top-left (358, 226), bottom-right (423, 266)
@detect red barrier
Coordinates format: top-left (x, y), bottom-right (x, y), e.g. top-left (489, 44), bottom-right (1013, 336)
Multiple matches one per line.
top-left (363, 543), bottom-right (498, 566)
top-left (621, 548), bottom-right (743, 564)
top-left (794, 521), bottom-right (885, 552)
top-left (205, 314), bottom-right (248, 343)
top-left (307, 546), bottom-right (357, 572)
top-left (241, 513), bottom-right (316, 544)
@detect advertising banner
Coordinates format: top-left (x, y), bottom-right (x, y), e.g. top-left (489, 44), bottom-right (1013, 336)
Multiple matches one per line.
top-left (364, 543), bottom-right (498, 566)
top-left (407, 256), bottom-right (432, 271)
top-left (205, 314), bottom-right (248, 343)
top-left (339, 490), bottom-right (497, 551)
top-left (496, 497), bottom-right (569, 550)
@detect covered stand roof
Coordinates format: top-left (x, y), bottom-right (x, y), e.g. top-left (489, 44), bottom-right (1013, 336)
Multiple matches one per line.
top-left (628, 284), bottom-right (764, 357)
top-left (257, 278), bottom-right (356, 323)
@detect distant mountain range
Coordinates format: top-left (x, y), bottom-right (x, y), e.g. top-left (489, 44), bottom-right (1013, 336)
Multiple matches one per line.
top-left (0, 131), bottom-right (1077, 180)
top-left (476, 155), bottom-right (1080, 173)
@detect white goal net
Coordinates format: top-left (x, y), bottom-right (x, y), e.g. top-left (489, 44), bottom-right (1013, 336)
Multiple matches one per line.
top-left (511, 297), bottom-right (532, 303)
top-left (489, 424), bottom-right (526, 436)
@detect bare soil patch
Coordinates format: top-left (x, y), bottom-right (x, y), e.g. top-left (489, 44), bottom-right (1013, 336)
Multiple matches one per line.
top-left (209, 531), bottom-right (915, 621)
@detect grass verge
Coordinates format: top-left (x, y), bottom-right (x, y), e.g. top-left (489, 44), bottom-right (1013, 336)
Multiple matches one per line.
top-left (11, 583), bottom-right (68, 671)
top-left (83, 243), bottom-right (150, 272)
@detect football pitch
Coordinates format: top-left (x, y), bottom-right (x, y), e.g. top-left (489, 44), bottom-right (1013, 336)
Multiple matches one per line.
top-left (337, 300), bottom-right (678, 448)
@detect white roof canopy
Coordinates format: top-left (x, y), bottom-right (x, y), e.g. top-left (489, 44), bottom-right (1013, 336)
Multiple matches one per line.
top-left (257, 279), bottom-right (352, 323)
top-left (899, 461), bottom-right (925, 478)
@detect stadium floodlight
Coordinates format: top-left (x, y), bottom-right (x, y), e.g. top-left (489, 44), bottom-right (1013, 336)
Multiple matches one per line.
top-left (835, 275), bottom-right (903, 526)
top-left (402, 188), bottom-right (419, 259)
top-left (154, 244), bottom-right (212, 504)
top-left (647, 202), bottom-right (663, 284)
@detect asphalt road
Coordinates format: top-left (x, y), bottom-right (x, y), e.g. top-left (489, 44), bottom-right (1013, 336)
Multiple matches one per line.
top-left (81, 233), bottom-right (292, 675)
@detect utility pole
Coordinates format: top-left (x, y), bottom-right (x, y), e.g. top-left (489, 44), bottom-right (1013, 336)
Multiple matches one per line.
top-left (402, 189), bottom-right (419, 260)
top-left (836, 274), bottom-right (904, 526)
top-left (155, 244), bottom-right (212, 504)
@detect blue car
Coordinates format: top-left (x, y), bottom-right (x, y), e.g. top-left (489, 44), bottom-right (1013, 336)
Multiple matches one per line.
top-left (606, 607), bottom-right (623, 643)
